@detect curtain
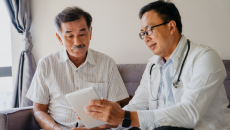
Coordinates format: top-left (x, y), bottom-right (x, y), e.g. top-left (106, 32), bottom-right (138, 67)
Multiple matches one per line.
top-left (3, 0), bottom-right (36, 107)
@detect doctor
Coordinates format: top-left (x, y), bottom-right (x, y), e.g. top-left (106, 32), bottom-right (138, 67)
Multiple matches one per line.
top-left (85, 0), bottom-right (230, 130)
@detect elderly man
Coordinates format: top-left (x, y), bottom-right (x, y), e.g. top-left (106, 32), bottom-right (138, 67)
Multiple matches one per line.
top-left (85, 1), bottom-right (230, 130)
top-left (26, 7), bottom-right (129, 130)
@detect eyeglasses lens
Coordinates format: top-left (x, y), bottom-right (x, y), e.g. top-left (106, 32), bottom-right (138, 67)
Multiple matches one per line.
top-left (147, 28), bottom-right (153, 36)
top-left (139, 32), bottom-right (144, 40)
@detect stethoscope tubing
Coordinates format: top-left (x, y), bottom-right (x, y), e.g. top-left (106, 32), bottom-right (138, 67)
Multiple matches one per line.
top-left (176, 40), bottom-right (190, 83)
top-left (149, 39), bottom-right (191, 101)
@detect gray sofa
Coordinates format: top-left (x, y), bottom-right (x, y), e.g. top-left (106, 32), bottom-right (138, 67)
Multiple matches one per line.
top-left (1, 61), bottom-right (230, 130)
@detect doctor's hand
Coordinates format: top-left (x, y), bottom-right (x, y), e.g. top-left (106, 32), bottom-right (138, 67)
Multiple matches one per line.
top-left (85, 97), bottom-right (125, 126)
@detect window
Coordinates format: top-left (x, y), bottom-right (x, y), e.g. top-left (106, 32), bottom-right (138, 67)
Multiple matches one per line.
top-left (0, 0), bottom-right (13, 110)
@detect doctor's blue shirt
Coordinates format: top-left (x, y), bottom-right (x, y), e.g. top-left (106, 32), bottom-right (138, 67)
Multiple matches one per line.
top-left (155, 36), bottom-right (182, 108)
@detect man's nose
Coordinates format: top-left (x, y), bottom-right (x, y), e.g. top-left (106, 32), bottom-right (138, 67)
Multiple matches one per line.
top-left (73, 36), bottom-right (81, 45)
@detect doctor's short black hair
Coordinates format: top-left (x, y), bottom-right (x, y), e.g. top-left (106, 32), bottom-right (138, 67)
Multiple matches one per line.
top-left (54, 6), bottom-right (92, 34)
top-left (139, 0), bottom-right (182, 34)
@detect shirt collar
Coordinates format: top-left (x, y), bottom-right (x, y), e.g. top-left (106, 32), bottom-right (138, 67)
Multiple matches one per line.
top-left (86, 48), bottom-right (96, 66)
top-left (174, 35), bottom-right (187, 59)
top-left (58, 49), bottom-right (69, 62)
top-left (168, 35), bottom-right (183, 61)
top-left (58, 48), bottom-right (96, 66)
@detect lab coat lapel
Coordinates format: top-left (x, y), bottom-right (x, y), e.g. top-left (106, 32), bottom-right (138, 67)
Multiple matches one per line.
top-left (172, 35), bottom-right (188, 76)
top-left (172, 35), bottom-right (188, 103)
top-left (151, 65), bottom-right (161, 96)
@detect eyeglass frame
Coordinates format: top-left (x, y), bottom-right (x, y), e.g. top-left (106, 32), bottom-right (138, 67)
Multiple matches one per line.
top-left (139, 22), bottom-right (169, 40)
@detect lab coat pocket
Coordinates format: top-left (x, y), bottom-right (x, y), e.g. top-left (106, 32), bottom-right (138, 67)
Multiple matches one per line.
top-left (181, 74), bottom-right (191, 86)
top-left (87, 82), bottom-right (108, 99)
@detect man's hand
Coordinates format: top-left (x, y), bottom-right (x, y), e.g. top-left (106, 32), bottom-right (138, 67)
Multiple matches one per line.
top-left (85, 97), bottom-right (125, 126)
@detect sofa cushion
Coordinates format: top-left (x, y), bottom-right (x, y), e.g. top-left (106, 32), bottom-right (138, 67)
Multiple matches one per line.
top-left (0, 112), bottom-right (6, 130)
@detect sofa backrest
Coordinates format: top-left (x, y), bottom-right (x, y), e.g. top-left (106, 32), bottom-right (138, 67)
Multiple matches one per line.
top-left (117, 60), bottom-right (230, 108)
top-left (117, 64), bottom-right (146, 96)
top-left (223, 60), bottom-right (230, 105)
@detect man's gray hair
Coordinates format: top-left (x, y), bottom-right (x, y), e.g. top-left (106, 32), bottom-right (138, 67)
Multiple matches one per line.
top-left (54, 6), bottom-right (92, 34)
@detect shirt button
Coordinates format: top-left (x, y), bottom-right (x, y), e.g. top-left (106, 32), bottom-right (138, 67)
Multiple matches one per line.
top-left (147, 128), bottom-right (150, 130)
top-left (170, 121), bottom-right (176, 126)
top-left (76, 87), bottom-right (79, 90)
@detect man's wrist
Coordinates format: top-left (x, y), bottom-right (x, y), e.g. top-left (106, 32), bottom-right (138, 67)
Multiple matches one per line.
top-left (130, 111), bottom-right (140, 127)
top-left (119, 110), bottom-right (125, 125)
top-left (53, 124), bottom-right (62, 130)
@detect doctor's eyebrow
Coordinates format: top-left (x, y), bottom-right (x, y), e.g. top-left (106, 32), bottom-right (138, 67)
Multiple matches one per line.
top-left (80, 28), bottom-right (86, 32)
top-left (140, 25), bottom-right (151, 31)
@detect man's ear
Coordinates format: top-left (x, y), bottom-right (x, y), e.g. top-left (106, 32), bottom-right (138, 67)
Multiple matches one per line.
top-left (90, 27), bottom-right (92, 40)
top-left (56, 33), bottom-right (63, 45)
top-left (168, 20), bottom-right (176, 35)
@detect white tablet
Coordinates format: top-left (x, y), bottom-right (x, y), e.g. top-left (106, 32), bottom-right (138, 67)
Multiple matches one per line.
top-left (65, 87), bottom-right (107, 129)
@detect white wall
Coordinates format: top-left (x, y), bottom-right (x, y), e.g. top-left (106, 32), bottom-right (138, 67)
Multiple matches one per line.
top-left (11, 0), bottom-right (230, 82)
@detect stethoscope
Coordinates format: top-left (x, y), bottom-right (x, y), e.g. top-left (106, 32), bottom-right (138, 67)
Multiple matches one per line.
top-left (149, 39), bottom-right (190, 101)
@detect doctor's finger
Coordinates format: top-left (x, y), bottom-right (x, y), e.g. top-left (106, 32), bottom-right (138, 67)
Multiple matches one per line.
top-left (87, 111), bottom-right (116, 124)
top-left (89, 100), bottom-right (110, 107)
top-left (98, 124), bottom-right (109, 129)
top-left (85, 105), bottom-right (105, 113)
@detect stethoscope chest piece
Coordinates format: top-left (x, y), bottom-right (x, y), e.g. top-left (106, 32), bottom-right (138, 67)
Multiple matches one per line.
top-left (173, 80), bottom-right (182, 88)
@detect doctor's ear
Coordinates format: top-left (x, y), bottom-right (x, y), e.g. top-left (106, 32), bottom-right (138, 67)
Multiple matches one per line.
top-left (56, 33), bottom-right (63, 45)
top-left (168, 20), bottom-right (177, 35)
top-left (89, 26), bottom-right (92, 40)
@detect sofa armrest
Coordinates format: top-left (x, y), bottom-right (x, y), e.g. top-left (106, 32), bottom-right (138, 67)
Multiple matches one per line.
top-left (0, 106), bottom-right (40, 130)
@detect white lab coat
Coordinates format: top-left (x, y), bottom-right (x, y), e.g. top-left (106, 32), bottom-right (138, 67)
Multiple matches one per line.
top-left (124, 35), bottom-right (230, 130)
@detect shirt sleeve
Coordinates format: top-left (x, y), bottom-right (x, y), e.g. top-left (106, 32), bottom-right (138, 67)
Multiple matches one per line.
top-left (26, 59), bottom-right (50, 104)
top-left (115, 111), bottom-right (159, 130)
top-left (107, 59), bottom-right (129, 102)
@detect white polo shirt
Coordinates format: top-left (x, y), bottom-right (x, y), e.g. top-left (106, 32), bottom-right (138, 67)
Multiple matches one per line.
top-left (26, 48), bottom-right (129, 130)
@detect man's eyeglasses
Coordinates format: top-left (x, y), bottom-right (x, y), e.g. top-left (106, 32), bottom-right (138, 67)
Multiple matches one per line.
top-left (139, 22), bottom-right (169, 40)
